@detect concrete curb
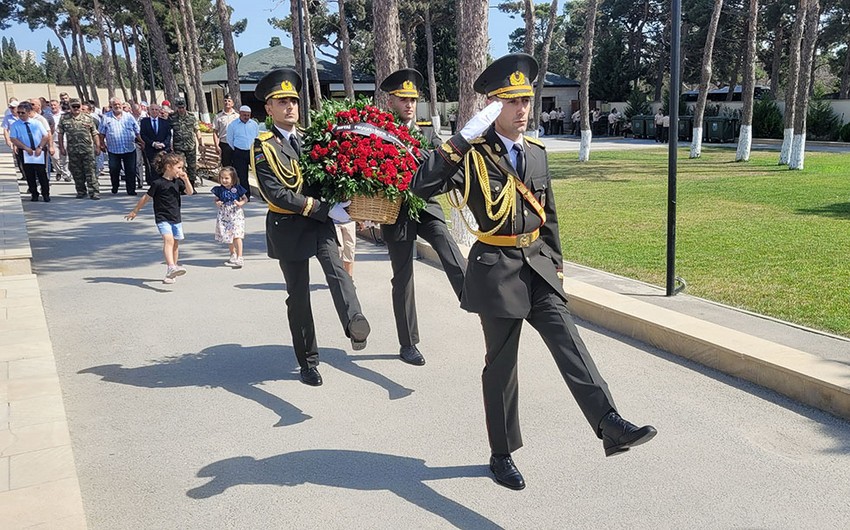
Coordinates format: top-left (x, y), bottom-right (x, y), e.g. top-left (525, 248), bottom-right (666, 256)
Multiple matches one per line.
top-left (413, 239), bottom-right (850, 422)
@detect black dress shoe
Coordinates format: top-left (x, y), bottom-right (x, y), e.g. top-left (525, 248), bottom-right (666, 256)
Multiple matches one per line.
top-left (399, 345), bottom-right (425, 366)
top-left (43, 196), bottom-right (51, 202)
top-left (489, 454), bottom-right (525, 490)
top-left (347, 313), bottom-right (370, 351)
top-left (299, 367), bottom-right (323, 386)
top-left (599, 411), bottom-right (657, 457)
top-left (30, 195), bottom-right (38, 202)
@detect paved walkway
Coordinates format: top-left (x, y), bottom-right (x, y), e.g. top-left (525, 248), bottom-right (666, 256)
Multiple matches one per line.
top-left (3, 147), bottom-right (850, 528)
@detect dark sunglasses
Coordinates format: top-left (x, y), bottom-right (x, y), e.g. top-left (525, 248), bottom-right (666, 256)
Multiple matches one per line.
top-left (16, 111), bottom-right (27, 115)
top-left (71, 104), bottom-right (81, 109)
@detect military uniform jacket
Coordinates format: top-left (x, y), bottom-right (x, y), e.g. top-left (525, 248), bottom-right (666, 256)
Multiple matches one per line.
top-left (412, 125), bottom-right (565, 319)
top-left (170, 113), bottom-right (198, 151)
top-left (252, 127), bottom-right (335, 262)
top-left (382, 122), bottom-right (449, 242)
top-left (57, 113), bottom-right (98, 155)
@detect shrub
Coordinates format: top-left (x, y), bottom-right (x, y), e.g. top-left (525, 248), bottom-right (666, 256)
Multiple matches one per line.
top-left (752, 98), bottom-right (784, 139)
top-left (624, 90), bottom-right (651, 120)
top-left (839, 122), bottom-right (850, 142)
top-left (806, 99), bottom-right (842, 140)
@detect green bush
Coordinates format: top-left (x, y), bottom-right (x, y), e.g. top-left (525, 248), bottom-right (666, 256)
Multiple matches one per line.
top-left (806, 99), bottom-right (842, 140)
top-left (839, 122), bottom-right (850, 142)
top-left (752, 98), bottom-right (784, 139)
top-left (624, 90), bottom-right (651, 120)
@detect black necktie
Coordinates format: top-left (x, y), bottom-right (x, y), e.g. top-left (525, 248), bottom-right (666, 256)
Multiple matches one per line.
top-left (289, 134), bottom-right (301, 157)
top-left (24, 122), bottom-right (36, 149)
top-left (512, 144), bottom-right (525, 179)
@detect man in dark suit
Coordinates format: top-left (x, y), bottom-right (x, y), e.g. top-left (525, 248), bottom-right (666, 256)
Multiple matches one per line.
top-left (413, 53), bottom-right (657, 491)
top-left (251, 68), bottom-right (370, 387)
top-left (379, 69), bottom-right (466, 366)
top-left (139, 103), bottom-right (172, 182)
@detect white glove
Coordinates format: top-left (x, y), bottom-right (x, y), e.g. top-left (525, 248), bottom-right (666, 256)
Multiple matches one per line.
top-left (328, 200), bottom-right (351, 223)
top-left (459, 100), bottom-right (503, 141)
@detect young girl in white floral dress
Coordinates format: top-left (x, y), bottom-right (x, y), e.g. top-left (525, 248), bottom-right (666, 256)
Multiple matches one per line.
top-left (211, 166), bottom-right (247, 267)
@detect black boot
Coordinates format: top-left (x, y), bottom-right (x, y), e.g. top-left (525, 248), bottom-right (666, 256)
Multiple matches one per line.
top-left (599, 411), bottom-right (657, 457)
top-left (489, 454), bottom-right (525, 490)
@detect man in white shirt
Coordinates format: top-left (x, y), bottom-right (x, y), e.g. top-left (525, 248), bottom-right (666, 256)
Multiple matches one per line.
top-left (213, 94), bottom-right (239, 167)
top-left (226, 105), bottom-right (259, 200)
top-left (540, 108), bottom-right (550, 135)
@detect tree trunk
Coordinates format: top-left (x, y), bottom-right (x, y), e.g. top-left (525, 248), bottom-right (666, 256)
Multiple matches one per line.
top-left (769, 24), bottom-right (783, 97)
top-left (453, 0), bottom-right (489, 248)
top-left (578, 0), bottom-right (600, 162)
top-left (403, 24), bottom-right (415, 69)
top-left (69, 24), bottom-right (90, 102)
top-left (118, 24), bottom-right (138, 104)
top-left (789, 0), bottom-right (820, 170)
top-left (690, 0), bottom-right (723, 158)
top-left (522, 0), bottom-right (535, 56)
top-left (302, 3), bottom-right (324, 111)
top-left (736, 0), bottom-right (759, 162)
top-left (181, 0), bottom-right (210, 121)
top-left (840, 38), bottom-right (850, 99)
top-left (531, 0), bottom-right (559, 136)
top-left (780, 0), bottom-right (808, 165)
top-left (424, 6), bottom-right (438, 120)
top-left (171, 2), bottom-right (196, 111)
top-left (726, 42), bottom-right (741, 102)
top-left (72, 15), bottom-right (100, 107)
top-left (373, 0), bottom-right (402, 109)
top-left (139, 0), bottom-right (179, 101)
top-left (53, 27), bottom-right (84, 100)
top-left (131, 25), bottom-right (151, 103)
top-left (338, 0), bottom-right (355, 100)
top-left (216, 0), bottom-right (241, 107)
top-left (290, 0), bottom-right (303, 83)
top-left (109, 29), bottom-right (130, 103)
top-left (456, 0), bottom-right (487, 125)
top-left (92, 0), bottom-right (115, 99)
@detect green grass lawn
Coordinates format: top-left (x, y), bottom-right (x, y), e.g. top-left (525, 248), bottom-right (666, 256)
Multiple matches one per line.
top-left (546, 147), bottom-right (850, 336)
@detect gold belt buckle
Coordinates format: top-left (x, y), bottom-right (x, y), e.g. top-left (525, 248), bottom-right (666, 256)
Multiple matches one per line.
top-left (515, 233), bottom-right (531, 248)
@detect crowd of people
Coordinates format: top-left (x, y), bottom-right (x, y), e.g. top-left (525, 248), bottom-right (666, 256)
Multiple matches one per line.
top-left (2, 92), bottom-right (262, 202)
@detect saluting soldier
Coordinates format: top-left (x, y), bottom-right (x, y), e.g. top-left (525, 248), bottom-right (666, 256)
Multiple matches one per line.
top-left (379, 69), bottom-right (466, 366)
top-left (170, 98), bottom-right (203, 187)
top-left (413, 53), bottom-right (657, 491)
top-left (251, 68), bottom-right (371, 387)
top-left (57, 98), bottom-right (101, 199)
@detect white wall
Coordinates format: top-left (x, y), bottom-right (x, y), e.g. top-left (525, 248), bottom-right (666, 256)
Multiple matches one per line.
top-left (1, 81), bottom-right (166, 108)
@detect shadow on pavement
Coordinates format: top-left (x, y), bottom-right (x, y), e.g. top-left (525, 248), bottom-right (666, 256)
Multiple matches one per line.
top-left (84, 275), bottom-right (174, 293)
top-left (321, 350), bottom-right (414, 400)
top-left (77, 344), bottom-right (312, 427)
top-left (186, 450), bottom-right (501, 529)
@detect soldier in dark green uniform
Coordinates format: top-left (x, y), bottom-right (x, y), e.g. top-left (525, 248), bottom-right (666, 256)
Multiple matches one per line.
top-left (413, 53), bottom-right (657, 491)
top-left (251, 68), bottom-right (370, 387)
top-left (170, 98), bottom-right (203, 187)
top-left (379, 69), bottom-right (466, 366)
top-left (57, 98), bottom-right (100, 199)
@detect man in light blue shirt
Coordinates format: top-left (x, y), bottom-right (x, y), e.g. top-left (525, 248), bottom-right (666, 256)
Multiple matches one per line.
top-left (9, 102), bottom-right (51, 201)
top-left (226, 105), bottom-right (259, 200)
top-left (99, 97), bottom-right (142, 195)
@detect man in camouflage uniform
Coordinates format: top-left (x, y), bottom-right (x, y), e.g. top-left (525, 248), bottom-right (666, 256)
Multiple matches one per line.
top-left (58, 98), bottom-right (101, 199)
top-left (170, 98), bottom-right (203, 186)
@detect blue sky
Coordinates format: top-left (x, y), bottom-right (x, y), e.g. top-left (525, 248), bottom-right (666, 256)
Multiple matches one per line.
top-left (4, 2), bottom-right (526, 65)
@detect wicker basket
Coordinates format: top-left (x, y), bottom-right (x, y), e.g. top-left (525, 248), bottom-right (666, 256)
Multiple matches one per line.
top-left (348, 193), bottom-right (401, 224)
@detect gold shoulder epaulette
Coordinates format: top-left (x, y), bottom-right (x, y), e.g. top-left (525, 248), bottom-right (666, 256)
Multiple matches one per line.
top-left (258, 131), bottom-right (274, 142)
top-left (524, 135), bottom-right (545, 149)
top-left (470, 137), bottom-right (487, 145)
top-left (416, 120), bottom-right (432, 127)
